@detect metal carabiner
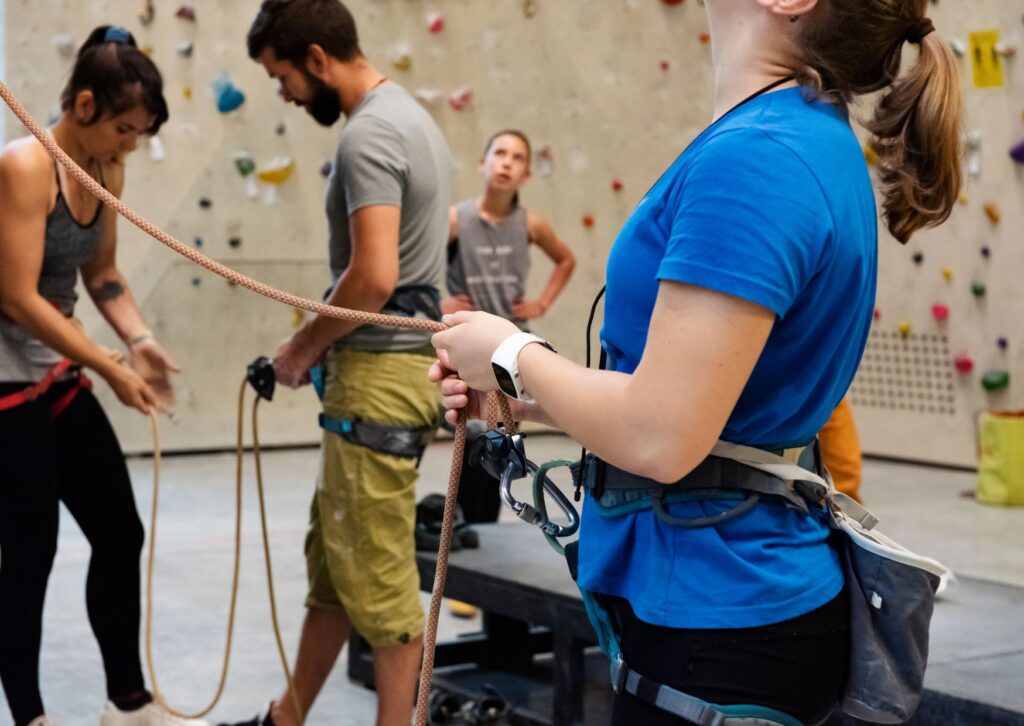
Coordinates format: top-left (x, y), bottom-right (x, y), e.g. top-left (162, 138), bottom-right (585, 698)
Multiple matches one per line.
top-left (470, 429), bottom-right (580, 539)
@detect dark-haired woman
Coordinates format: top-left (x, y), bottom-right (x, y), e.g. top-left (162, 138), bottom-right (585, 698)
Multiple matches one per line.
top-left (431, 0), bottom-right (962, 723)
top-left (0, 26), bottom-right (201, 726)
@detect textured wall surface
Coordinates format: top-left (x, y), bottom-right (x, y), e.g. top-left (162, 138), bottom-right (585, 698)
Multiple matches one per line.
top-left (3, 1), bottom-right (1021, 464)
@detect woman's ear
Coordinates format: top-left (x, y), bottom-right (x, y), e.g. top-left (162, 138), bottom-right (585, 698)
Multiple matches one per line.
top-left (73, 89), bottom-right (96, 124)
top-left (757, 0), bottom-right (820, 20)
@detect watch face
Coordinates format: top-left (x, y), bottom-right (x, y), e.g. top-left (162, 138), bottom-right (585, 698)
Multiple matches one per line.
top-left (491, 362), bottom-right (519, 399)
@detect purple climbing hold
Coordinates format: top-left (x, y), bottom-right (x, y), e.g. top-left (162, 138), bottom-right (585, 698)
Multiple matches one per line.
top-left (320, 160), bottom-right (334, 178)
top-left (998, 337), bottom-right (1009, 351)
top-left (981, 246), bottom-right (991, 259)
top-left (1010, 139), bottom-right (1024, 164)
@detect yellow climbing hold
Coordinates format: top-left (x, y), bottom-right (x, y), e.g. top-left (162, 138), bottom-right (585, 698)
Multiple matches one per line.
top-left (983, 203), bottom-right (1001, 224)
top-left (942, 267), bottom-right (954, 282)
top-left (292, 308), bottom-right (306, 328)
top-left (863, 143), bottom-right (879, 167)
top-left (257, 157), bottom-right (296, 185)
top-left (183, 86), bottom-right (193, 100)
top-left (897, 322), bottom-right (912, 338)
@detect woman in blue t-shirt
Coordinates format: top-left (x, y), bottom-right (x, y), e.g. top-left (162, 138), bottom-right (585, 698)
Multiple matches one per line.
top-left (431, 0), bottom-right (962, 723)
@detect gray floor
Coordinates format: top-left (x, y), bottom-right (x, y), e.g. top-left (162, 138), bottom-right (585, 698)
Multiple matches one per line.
top-left (3, 434), bottom-right (1022, 725)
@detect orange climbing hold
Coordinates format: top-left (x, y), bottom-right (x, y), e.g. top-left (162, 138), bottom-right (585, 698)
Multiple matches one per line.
top-left (984, 203), bottom-right (1001, 224)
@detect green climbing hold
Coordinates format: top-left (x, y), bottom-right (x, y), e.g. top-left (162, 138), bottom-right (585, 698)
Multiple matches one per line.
top-left (972, 282), bottom-right (987, 298)
top-left (981, 370), bottom-right (1010, 392)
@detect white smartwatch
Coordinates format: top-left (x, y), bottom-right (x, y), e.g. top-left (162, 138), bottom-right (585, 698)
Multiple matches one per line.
top-left (490, 332), bottom-right (556, 403)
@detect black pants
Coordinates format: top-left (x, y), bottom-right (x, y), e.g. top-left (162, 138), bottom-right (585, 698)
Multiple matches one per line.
top-left (0, 381), bottom-right (146, 724)
top-left (608, 590), bottom-right (850, 725)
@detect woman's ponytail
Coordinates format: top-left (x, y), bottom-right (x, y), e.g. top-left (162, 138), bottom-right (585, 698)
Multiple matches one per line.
top-left (865, 30), bottom-right (963, 243)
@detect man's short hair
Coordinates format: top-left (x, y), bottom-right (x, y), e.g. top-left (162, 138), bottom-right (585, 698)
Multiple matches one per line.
top-left (247, 0), bottom-right (362, 65)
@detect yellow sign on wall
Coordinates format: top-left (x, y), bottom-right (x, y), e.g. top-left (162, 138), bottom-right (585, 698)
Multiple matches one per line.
top-left (969, 30), bottom-right (1005, 88)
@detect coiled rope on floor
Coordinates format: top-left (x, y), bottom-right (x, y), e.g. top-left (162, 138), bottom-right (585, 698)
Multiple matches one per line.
top-left (0, 80), bottom-right (515, 726)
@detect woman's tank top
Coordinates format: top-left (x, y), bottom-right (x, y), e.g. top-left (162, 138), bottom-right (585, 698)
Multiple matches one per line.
top-left (0, 162), bottom-right (105, 382)
top-left (446, 199), bottom-right (530, 326)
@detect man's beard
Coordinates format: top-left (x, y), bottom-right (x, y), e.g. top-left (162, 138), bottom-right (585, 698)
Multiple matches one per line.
top-left (303, 73), bottom-right (342, 127)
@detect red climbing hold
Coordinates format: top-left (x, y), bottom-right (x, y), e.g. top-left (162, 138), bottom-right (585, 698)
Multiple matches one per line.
top-left (954, 352), bottom-right (974, 374)
top-left (931, 304), bottom-right (950, 321)
top-left (612, 179), bottom-right (624, 192)
top-left (175, 5), bottom-right (196, 21)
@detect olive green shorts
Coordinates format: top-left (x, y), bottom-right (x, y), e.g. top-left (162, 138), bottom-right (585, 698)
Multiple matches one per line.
top-left (304, 345), bottom-right (441, 647)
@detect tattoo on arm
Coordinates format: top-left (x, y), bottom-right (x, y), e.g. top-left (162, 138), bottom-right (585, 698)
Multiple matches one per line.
top-left (91, 280), bottom-right (125, 302)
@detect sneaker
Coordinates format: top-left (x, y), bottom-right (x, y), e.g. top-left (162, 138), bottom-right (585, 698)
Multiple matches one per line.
top-left (100, 701), bottom-right (210, 726)
top-left (27, 716), bottom-right (58, 726)
top-left (215, 702), bottom-right (275, 726)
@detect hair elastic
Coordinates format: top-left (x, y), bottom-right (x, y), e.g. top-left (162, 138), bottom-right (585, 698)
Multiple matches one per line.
top-left (905, 18), bottom-right (935, 45)
top-left (104, 26), bottom-right (132, 44)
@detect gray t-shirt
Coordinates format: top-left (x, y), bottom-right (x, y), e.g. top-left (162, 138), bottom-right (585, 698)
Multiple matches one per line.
top-left (326, 83), bottom-right (452, 351)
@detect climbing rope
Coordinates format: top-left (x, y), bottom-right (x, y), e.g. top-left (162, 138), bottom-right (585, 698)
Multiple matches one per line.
top-left (0, 80), bottom-right (516, 725)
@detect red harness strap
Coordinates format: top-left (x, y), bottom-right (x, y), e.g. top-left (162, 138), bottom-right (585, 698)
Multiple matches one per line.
top-left (0, 358), bottom-right (92, 418)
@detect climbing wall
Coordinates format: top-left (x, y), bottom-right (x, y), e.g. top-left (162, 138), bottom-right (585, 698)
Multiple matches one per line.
top-left (1, 1), bottom-right (1021, 466)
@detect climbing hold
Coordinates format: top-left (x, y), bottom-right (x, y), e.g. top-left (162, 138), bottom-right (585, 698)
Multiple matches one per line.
top-left (183, 86), bottom-right (193, 100)
top-left (931, 304), bottom-right (950, 321)
top-left (191, 277), bottom-right (202, 287)
top-left (582, 214), bottom-right (595, 229)
top-left (392, 51), bottom-right (413, 72)
top-left (863, 143), bottom-right (879, 167)
top-left (659, 60), bottom-right (671, 72)
top-left (662, 0), bottom-right (685, 4)
top-left (611, 179), bottom-right (624, 192)
top-left (699, 32), bottom-right (712, 44)
top-left (177, 41), bottom-right (194, 58)
top-left (212, 73), bottom-right (246, 114)
top-left (53, 33), bottom-right (75, 58)
top-left (997, 337), bottom-right (1009, 351)
top-left (426, 12), bottom-right (445, 34)
top-left (523, 0), bottom-right (538, 19)
top-left (912, 252), bottom-right (924, 265)
top-left (229, 237), bottom-right (242, 249)
top-left (193, 237), bottom-right (203, 248)
top-left (139, 0), bottom-right (155, 25)
top-left (942, 267), bottom-right (953, 282)
top-left (320, 159), bottom-right (334, 178)
top-left (233, 152), bottom-right (259, 199)
top-left (873, 308), bottom-right (881, 321)
top-left (983, 203), bottom-right (1001, 224)
top-left (897, 322), bottom-right (912, 338)
top-left (949, 37), bottom-right (967, 58)
top-left (275, 123), bottom-right (287, 136)
top-left (996, 41), bottom-right (1018, 58)
top-left (292, 308), bottom-right (306, 329)
top-left (954, 352), bottom-right (974, 374)
top-left (536, 145), bottom-right (554, 178)
top-left (981, 246), bottom-right (991, 259)
top-left (414, 88), bottom-right (442, 106)
top-left (448, 86), bottom-right (473, 111)
top-left (1010, 139), bottom-right (1024, 164)
top-left (198, 197), bottom-right (212, 209)
top-left (966, 130), bottom-right (982, 178)
top-left (149, 136), bottom-right (166, 162)
top-left (981, 370), bottom-right (1010, 392)
top-left (256, 156), bottom-right (296, 204)
top-left (972, 282), bottom-right (987, 298)
top-left (175, 5), bottom-right (196, 21)
top-left (957, 190), bottom-right (969, 205)
top-left (139, 45), bottom-right (154, 57)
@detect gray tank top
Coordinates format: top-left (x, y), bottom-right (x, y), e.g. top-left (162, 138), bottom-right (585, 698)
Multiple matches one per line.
top-left (0, 163), bottom-right (105, 382)
top-left (447, 200), bottom-right (530, 327)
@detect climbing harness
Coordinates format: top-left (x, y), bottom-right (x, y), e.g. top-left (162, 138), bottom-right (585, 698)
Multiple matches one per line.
top-left (0, 80), bottom-right (510, 726)
top-left (0, 357), bottom-right (92, 417)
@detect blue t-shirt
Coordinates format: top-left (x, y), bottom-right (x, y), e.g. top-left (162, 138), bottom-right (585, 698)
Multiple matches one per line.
top-left (578, 87), bottom-right (877, 629)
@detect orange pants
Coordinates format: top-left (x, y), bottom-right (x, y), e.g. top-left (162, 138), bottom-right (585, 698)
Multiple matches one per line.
top-left (819, 398), bottom-right (862, 503)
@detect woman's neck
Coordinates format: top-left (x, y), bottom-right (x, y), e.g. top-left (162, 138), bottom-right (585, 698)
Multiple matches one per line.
top-left (50, 117), bottom-right (95, 170)
top-left (706, 4), bottom-right (800, 120)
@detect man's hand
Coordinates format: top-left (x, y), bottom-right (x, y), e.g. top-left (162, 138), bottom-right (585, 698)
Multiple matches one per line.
top-left (511, 298), bottom-right (547, 320)
top-left (129, 338), bottom-right (180, 409)
top-left (272, 325), bottom-right (325, 389)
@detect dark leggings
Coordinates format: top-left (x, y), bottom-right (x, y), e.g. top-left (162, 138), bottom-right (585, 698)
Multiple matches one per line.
top-left (0, 381), bottom-right (146, 725)
top-left (608, 590), bottom-right (850, 726)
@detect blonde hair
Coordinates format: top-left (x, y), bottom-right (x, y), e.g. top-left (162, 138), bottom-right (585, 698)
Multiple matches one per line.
top-left (795, 1), bottom-right (962, 243)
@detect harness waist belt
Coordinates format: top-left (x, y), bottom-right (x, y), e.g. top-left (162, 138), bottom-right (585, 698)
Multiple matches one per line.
top-left (575, 445), bottom-right (820, 516)
top-left (318, 414), bottom-right (434, 460)
top-left (381, 284), bottom-right (443, 322)
top-left (0, 358), bottom-right (91, 418)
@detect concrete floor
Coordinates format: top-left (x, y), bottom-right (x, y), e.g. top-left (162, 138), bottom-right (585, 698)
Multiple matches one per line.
top-left (3, 433), bottom-right (1022, 725)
